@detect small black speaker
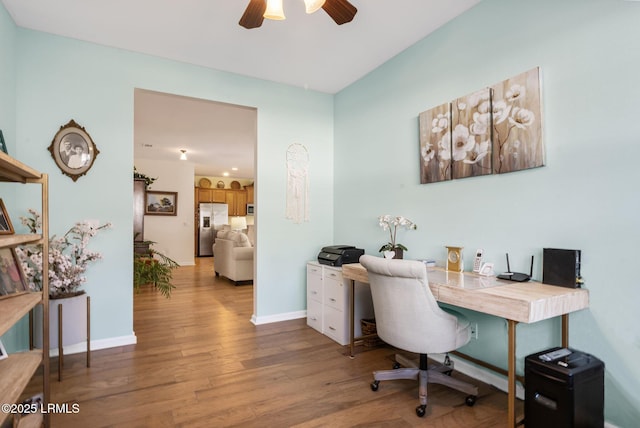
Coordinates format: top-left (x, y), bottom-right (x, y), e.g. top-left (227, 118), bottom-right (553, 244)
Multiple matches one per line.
top-left (543, 248), bottom-right (581, 288)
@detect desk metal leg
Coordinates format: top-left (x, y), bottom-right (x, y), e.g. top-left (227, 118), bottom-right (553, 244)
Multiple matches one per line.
top-left (507, 319), bottom-right (518, 428)
top-left (349, 279), bottom-right (355, 358)
top-left (562, 314), bottom-right (569, 348)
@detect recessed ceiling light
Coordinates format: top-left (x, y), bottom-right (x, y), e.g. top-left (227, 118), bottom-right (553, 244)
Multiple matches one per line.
top-left (223, 172), bottom-right (229, 177)
top-left (232, 167), bottom-right (238, 171)
top-left (180, 149), bottom-right (187, 160)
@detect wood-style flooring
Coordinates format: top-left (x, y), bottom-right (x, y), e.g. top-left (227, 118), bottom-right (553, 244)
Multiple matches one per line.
top-left (29, 258), bottom-right (516, 427)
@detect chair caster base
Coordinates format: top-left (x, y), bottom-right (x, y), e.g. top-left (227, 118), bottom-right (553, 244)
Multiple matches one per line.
top-left (370, 380), bottom-right (379, 391)
top-left (416, 404), bottom-right (426, 417)
top-left (465, 395), bottom-right (476, 406)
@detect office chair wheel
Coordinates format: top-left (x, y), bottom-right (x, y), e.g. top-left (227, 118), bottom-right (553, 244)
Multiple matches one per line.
top-left (465, 395), bottom-right (476, 406)
top-left (370, 381), bottom-right (380, 391)
top-left (416, 404), bottom-right (426, 417)
top-left (392, 362), bottom-right (401, 369)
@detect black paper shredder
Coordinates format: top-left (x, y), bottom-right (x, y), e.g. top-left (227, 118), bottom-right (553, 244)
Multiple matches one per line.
top-left (525, 347), bottom-right (604, 428)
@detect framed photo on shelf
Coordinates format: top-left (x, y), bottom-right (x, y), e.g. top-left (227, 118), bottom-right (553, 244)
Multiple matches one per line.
top-left (47, 119), bottom-right (100, 182)
top-left (0, 199), bottom-right (14, 235)
top-left (0, 247), bottom-right (29, 298)
top-left (0, 129), bottom-right (7, 154)
top-left (145, 191), bottom-right (178, 216)
top-left (0, 339), bottom-right (7, 360)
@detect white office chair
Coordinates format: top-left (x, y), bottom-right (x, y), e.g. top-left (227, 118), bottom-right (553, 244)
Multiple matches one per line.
top-left (360, 255), bottom-right (478, 417)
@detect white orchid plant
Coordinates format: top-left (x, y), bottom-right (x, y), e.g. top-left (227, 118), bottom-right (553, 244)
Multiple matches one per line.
top-left (15, 209), bottom-right (112, 298)
top-left (378, 215), bottom-right (417, 253)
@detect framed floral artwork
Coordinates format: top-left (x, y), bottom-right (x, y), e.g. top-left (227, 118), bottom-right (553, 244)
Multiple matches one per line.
top-left (491, 67), bottom-right (544, 174)
top-left (418, 67), bottom-right (545, 184)
top-left (451, 88), bottom-right (493, 179)
top-left (145, 191), bottom-right (178, 216)
top-left (48, 119), bottom-right (100, 182)
top-left (419, 102), bottom-right (452, 184)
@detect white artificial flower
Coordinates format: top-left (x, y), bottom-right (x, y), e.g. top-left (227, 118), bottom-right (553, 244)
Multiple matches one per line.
top-left (377, 215), bottom-right (417, 251)
top-left (16, 212), bottom-right (111, 297)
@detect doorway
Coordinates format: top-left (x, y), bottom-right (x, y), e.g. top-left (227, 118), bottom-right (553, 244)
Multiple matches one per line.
top-left (133, 88), bottom-right (257, 293)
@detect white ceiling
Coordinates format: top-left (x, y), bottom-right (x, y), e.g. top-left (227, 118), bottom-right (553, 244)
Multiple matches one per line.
top-left (2, 0), bottom-right (480, 178)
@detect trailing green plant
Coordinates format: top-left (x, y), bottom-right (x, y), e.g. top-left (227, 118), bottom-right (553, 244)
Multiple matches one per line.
top-left (133, 241), bottom-right (179, 298)
top-left (133, 166), bottom-right (157, 189)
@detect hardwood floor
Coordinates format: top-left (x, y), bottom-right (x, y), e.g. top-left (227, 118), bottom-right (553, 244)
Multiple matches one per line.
top-left (30, 258), bottom-right (517, 427)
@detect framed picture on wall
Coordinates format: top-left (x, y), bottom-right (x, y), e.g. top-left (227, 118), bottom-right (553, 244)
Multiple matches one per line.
top-left (145, 191), bottom-right (178, 216)
top-left (47, 119), bottom-right (100, 182)
top-left (0, 339), bottom-right (7, 360)
top-left (0, 247), bottom-right (29, 299)
top-left (0, 199), bottom-right (14, 235)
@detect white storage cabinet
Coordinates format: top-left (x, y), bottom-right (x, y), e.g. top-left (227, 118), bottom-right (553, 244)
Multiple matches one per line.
top-left (306, 261), bottom-right (373, 346)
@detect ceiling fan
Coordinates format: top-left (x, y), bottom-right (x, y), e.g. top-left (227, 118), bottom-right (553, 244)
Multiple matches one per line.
top-left (239, 0), bottom-right (358, 29)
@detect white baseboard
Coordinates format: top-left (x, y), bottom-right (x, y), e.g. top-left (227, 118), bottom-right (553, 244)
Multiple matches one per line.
top-left (251, 310), bottom-right (307, 325)
top-left (48, 334), bottom-right (137, 357)
top-left (431, 352), bottom-right (525, 399)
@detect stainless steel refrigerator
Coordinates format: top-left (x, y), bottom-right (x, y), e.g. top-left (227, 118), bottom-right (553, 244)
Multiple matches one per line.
top-left (198, 203), bottom-right (228, 256)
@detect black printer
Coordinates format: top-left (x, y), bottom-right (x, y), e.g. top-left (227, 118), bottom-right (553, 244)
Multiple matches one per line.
top-left (317, 245), bottom-right (364, 267)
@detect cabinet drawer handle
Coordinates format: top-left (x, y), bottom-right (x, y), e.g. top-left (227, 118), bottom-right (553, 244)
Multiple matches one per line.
top-left (310, 317), bottom-right (317, 321)
top-left (328, 326), bottom-right (336, 331)
top-left (329, 298), bottom-right (336, 302)
top-left (311, 291), bottom-right (318, 295)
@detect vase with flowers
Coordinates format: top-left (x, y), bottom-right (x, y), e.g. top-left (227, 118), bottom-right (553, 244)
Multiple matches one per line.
top-left (378, 215), bottom-right (417, 259)
top-left (15, 209), bottom-right (111, 299)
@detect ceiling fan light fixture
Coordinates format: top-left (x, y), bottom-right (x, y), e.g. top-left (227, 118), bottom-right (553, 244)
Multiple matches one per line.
top-left (264, 0), bottom-right (286, 20)
top-left (304, 0), bottom-right (326, 14)
top-left (180, 149), bottom-right (187, 160)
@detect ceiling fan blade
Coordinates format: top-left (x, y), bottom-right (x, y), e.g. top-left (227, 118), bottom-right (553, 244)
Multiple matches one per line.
top-left (322, 0), bottom-right (357, 25)
top-left (239, 0), bottom-right (266, 29)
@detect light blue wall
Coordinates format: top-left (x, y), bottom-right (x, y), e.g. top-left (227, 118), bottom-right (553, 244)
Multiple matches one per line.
top-left (0, 4), bottom-right (15, 146)
top-left (333, 0), bottom-right (640, 425)
top-left (2, 9), bottom-right (334, 349)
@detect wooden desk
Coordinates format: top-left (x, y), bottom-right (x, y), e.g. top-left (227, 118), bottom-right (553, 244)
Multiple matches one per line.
top-left (341, 263), bottom-right (589, 428)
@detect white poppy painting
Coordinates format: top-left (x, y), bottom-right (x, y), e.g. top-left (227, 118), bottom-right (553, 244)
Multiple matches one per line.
top-left (451, 87), bottom-right (493, 179)
top-left (491, 67), bottom-right (544, 174)
top-left (418, 67), bottom-right (544, 184)
top-left (419, 102), bottom-right (452, 184)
